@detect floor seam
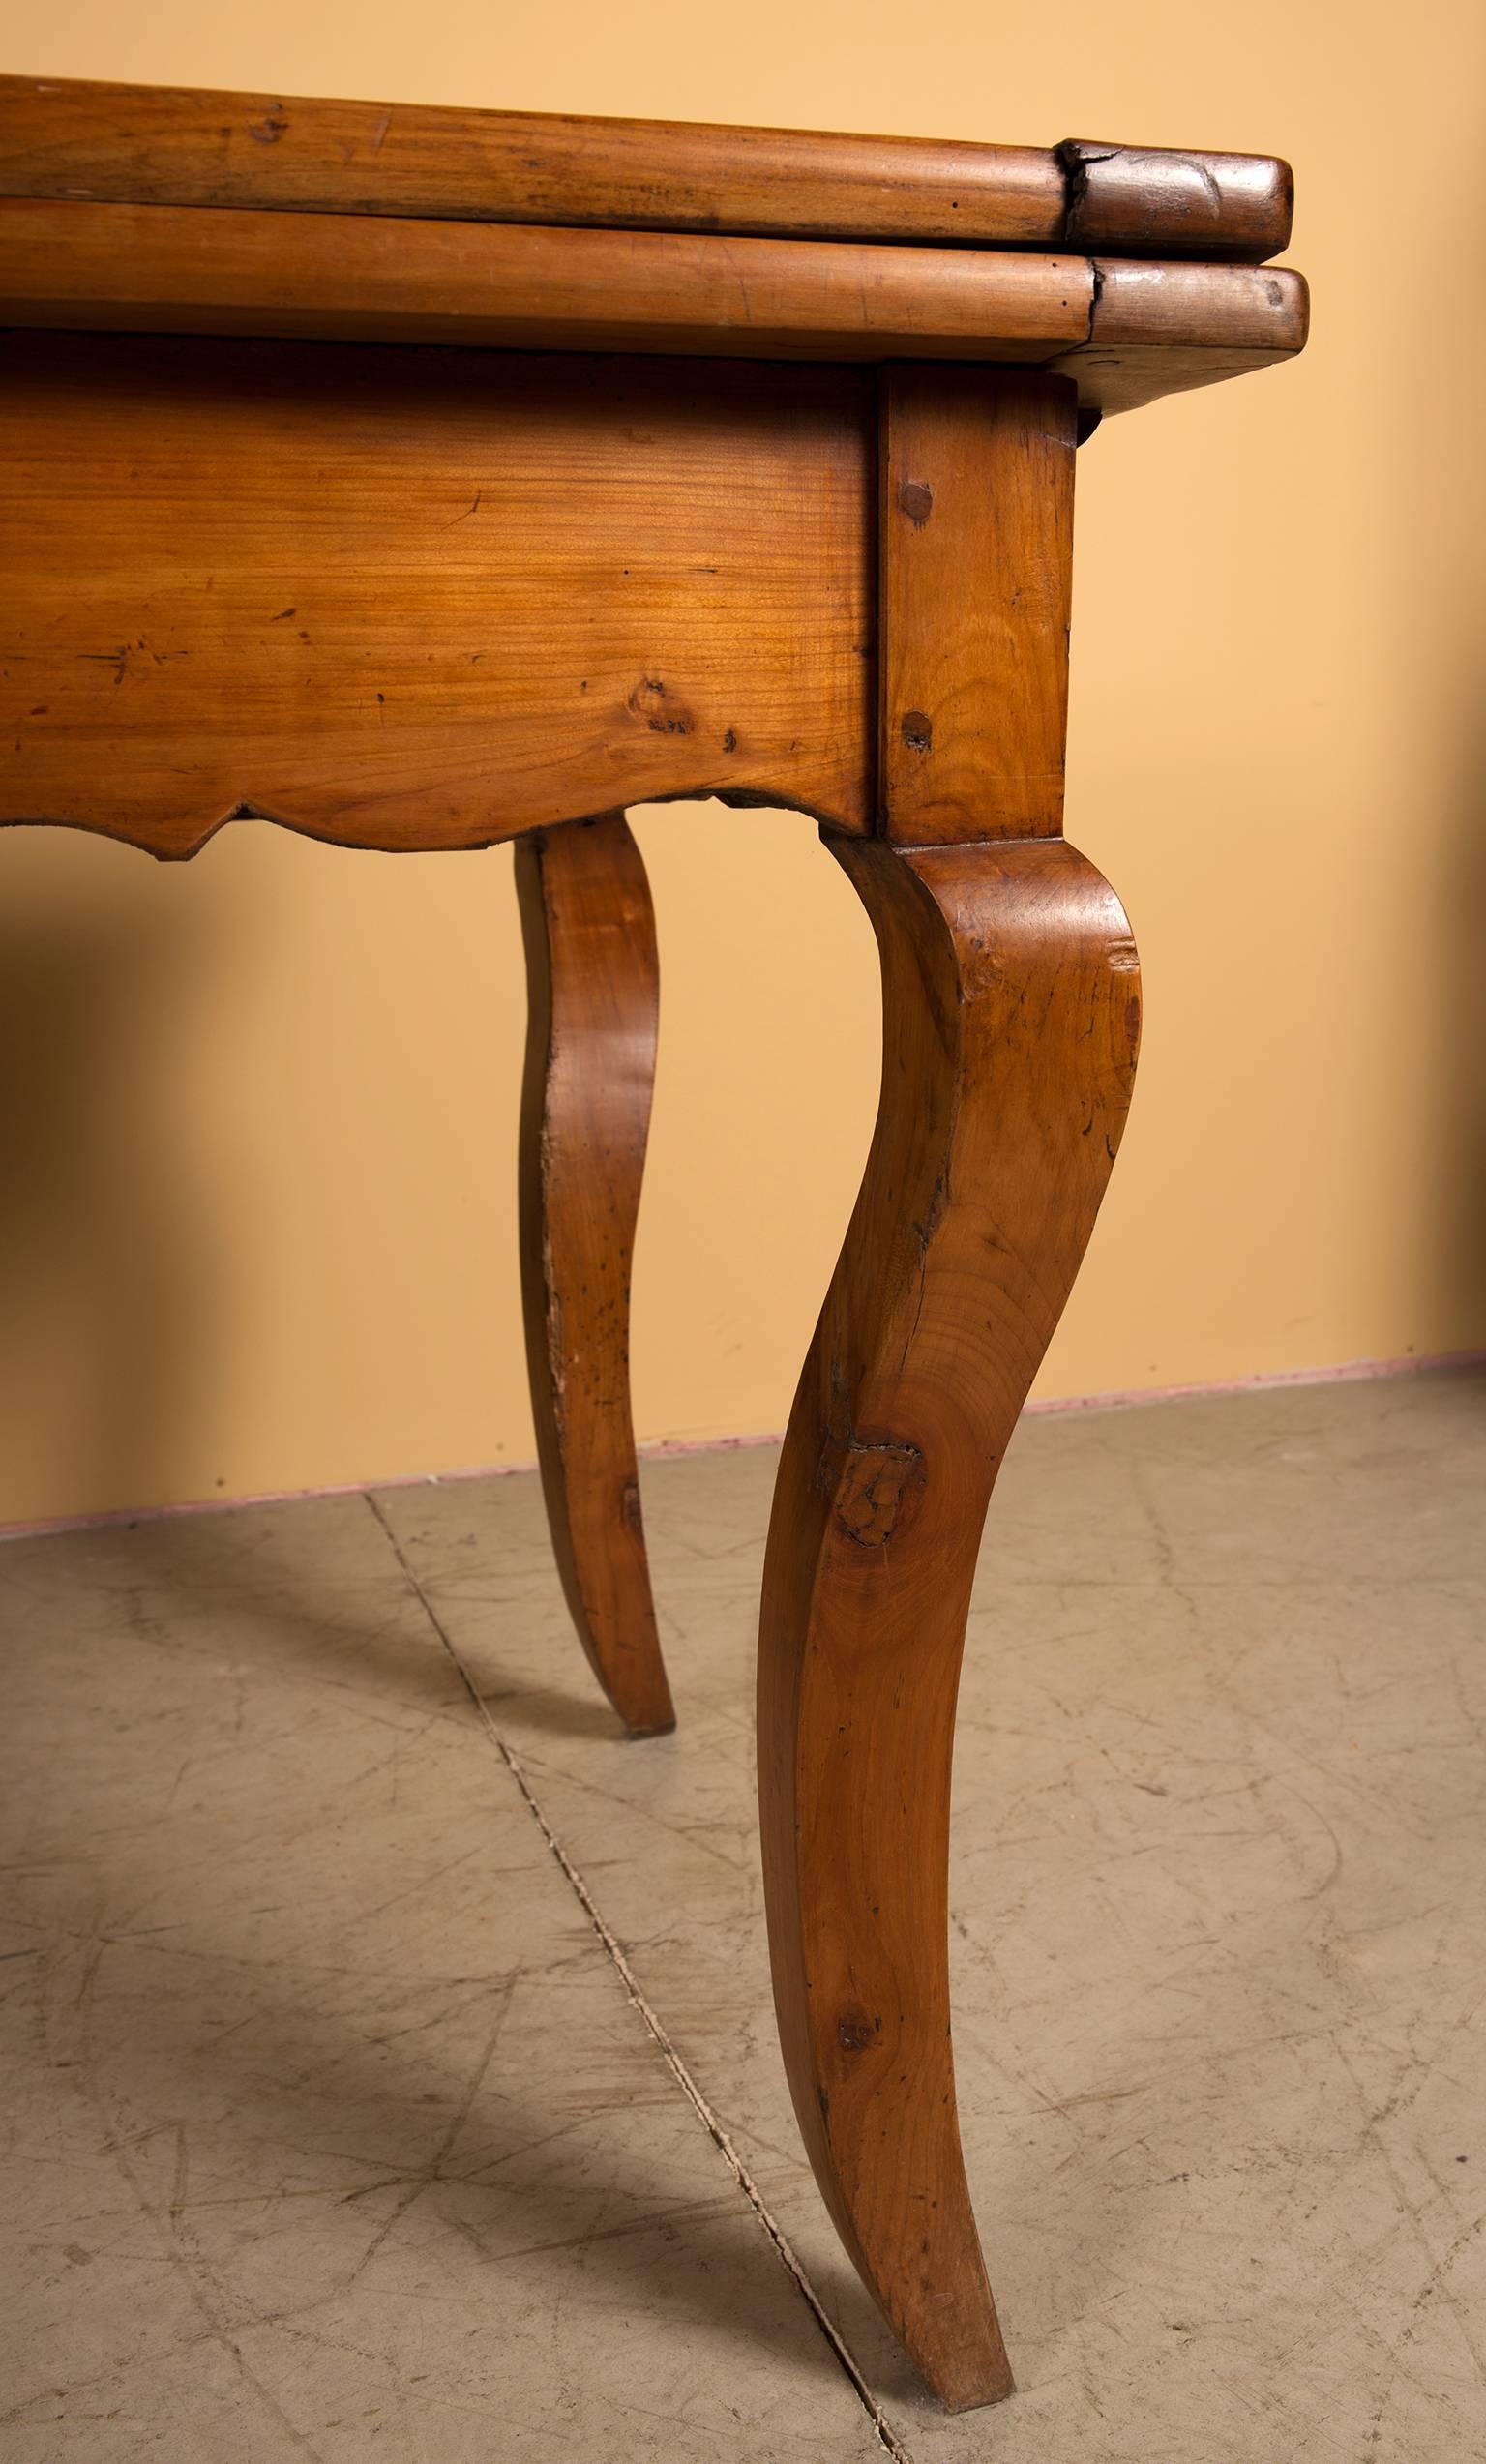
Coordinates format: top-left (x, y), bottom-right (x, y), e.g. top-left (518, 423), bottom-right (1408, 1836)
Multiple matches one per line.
top-left (362, 1488), bottom-right (915, 2464)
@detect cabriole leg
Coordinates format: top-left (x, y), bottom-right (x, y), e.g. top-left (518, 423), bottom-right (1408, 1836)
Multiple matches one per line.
top-left (758, 831), bottom-right (1141, 2407)
top-left (515, 812), bottom-right (673, 1737)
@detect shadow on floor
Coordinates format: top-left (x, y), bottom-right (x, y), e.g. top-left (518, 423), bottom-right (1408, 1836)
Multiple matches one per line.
top-left (115, 1493), bottom-right (629, 1742)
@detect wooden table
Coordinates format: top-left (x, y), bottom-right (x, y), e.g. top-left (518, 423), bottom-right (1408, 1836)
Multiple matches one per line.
top-left (0, 75), bottom-right (1307, 2412)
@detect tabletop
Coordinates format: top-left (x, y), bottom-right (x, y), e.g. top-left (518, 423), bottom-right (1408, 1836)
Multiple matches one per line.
top-left (0, 75), bottom-right (1306, 415)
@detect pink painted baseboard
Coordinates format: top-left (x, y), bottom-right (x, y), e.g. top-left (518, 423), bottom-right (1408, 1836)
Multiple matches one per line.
top-left (3, 1347), bottom-right (1483, 1545)
top-left (1018, 1347), bottom-right (1486, 1416)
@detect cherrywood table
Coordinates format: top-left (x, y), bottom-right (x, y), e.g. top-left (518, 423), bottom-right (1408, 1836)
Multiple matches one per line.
top-left (0, 75), bottom-right (1306, 2411)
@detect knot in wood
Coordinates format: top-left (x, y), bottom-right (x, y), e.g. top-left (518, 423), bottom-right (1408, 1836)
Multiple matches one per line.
top-left (626, 674), bottom-right (694, 736)
top-left (830, 1440), bottom-right (924, 1547)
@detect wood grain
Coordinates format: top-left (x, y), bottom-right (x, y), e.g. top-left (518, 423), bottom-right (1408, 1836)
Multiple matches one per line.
top-left (0, 74), bottom-right (1293, 261)
top-left (516, 814), bottom-right (673, 1738)
top-left (0, 336), bottom-right (875, 853)
top-left (879, 368), bottom-right (1077, 844)
top-left (758, 831), bottom-right (1141, 2409)
top-left (0, 197), bottom-right (1096, 361)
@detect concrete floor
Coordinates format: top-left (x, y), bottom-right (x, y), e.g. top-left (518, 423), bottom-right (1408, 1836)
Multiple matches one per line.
top-left (3, 1370), bottom-right (1485, 2463)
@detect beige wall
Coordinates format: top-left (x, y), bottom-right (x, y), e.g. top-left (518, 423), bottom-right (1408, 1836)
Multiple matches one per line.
top-left (3, 2), bottom-right (1482, 1525)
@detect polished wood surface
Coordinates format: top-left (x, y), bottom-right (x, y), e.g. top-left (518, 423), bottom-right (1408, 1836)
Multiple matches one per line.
top-left (1058, 134), bottom-right (1290, 258)
top-left (0, 196), bottom-right (1091, 360)
top-left (0, 338), bottom-right (875, 851)
top-left (1059, 255), bottom-right (1311, 413)
top-left (0, 199), bottom-right (1308, 410)
top-left (0, 72), bottom-right (1306, 2415)
top-left (0, 74), bottom-right (1293, 261)
top-left (879, 368), bottom-right (1074, 842)
top-left (758, 830), bottom-right (1141, 2409)
top-left (517, 815), bottom-right (672, 1739)
top-left (752, 363), bottom-right (1143, 2408)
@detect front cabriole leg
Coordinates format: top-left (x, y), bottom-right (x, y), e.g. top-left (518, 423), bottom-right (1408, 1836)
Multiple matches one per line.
top-left (758, 364), bottom-right (1139, 2408)
top-left (758, 831), bottom-right (1140, 2407)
